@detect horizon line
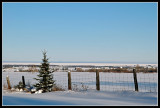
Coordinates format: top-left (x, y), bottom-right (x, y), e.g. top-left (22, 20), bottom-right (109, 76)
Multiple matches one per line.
top-left (2, 61), bottom-right (157, 64)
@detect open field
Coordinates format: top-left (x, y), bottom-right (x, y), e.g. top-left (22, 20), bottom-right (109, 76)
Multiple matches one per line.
top-left (3, 71), bottom-right (157, 92)
top-left (2, 70), bottom-right (158, 106)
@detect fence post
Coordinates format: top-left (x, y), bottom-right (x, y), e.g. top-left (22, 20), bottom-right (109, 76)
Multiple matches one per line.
top-left (6, 76), bottom-right (11, 89)
top-left (146, 67), bottom-right (148, 73)
top-left (96, 70), bottom-right (100, 91)
top-left (22, 76), bottom-right (25, 88)
top-left (133, 69), bottom-right (138, 91)
top-left (68, 71), bottom-right (72, 90)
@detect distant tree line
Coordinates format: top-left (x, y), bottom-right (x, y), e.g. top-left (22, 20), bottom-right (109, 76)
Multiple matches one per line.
top-left (16, 65), bottom-right (39, 72)
top-left (72, 67), bottom-right (157, 73)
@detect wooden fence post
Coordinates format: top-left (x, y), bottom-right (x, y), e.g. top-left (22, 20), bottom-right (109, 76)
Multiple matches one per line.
top-left (68, 71), bottom-right (72, 90)
top-left (6, 76), bottom-right (11, 89)
top-left (146, 67), bottom-right (148, 73)
top-left (22, 76), bottom-right (25, 88)
top-left (96, 70), bottom-right (100, 91)
top-left (133, 69), bottom-right (138, 91)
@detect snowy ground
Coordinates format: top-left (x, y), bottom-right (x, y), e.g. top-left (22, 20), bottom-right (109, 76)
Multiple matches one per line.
top-left (3, 89), bottom-right (157, 106)
top-left (2, 71), bottom-right (157, 92)
top-left (2, 71), bottom-right (158, 106)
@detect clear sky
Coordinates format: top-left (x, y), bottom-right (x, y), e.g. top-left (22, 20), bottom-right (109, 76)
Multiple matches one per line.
top-left (2, 2), bottom-right (158, 64)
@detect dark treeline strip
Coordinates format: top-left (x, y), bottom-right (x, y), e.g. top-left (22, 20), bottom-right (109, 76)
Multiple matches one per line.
top-left (72, 68), bottom-right (157, 73)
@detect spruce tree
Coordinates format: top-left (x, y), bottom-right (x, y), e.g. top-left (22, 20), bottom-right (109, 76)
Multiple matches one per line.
top-left (34, 50), bottom-right (55, 92)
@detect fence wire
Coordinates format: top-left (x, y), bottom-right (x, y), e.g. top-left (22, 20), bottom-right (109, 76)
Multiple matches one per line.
top-left (52, 71), bottom-right (157, 92)
top-left (52, 72), bottom-right (68, 90)
top-left (3, 71), bottom-right (157, 93)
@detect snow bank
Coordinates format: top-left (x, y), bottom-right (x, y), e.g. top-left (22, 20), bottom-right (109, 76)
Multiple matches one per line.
top-left (2, 90), bottom-right (157, 106)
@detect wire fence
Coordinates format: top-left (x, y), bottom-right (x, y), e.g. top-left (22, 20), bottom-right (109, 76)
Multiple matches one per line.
top-left (53, 72), bottom-right (68, 90)
top-left (53, 71), bottom-right (157, 92)
top-left (3, 70), bottom-right (157, 93)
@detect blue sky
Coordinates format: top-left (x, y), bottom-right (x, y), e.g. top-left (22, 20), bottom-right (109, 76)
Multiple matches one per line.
top-left (2, 2), bottom-right (158, 63)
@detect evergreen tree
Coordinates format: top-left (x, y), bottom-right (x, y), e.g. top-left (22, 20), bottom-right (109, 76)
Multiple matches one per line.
top-left (34, 50), bottom-right (55, 92)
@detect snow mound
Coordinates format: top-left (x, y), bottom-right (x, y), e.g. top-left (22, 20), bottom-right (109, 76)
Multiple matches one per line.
top-left (2, 90), bottom-right (157, 106)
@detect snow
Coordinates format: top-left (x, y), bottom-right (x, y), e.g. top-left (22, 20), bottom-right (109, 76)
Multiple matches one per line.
top-left (3, 71), bottom-right (157, 92)
top-left (3, 90), bottom-right (157, 106)
top-left (2, 71), bottom-right (158, 106)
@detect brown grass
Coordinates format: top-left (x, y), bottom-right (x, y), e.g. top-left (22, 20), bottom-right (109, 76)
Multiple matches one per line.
top-left (52, 85), bottom-right (65, 91)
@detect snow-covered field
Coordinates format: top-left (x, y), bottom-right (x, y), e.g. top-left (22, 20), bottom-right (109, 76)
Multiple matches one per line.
top-left (2, 71), bottom-right (158, 106)
top-left (2, 71), bottom-right (157, 92)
